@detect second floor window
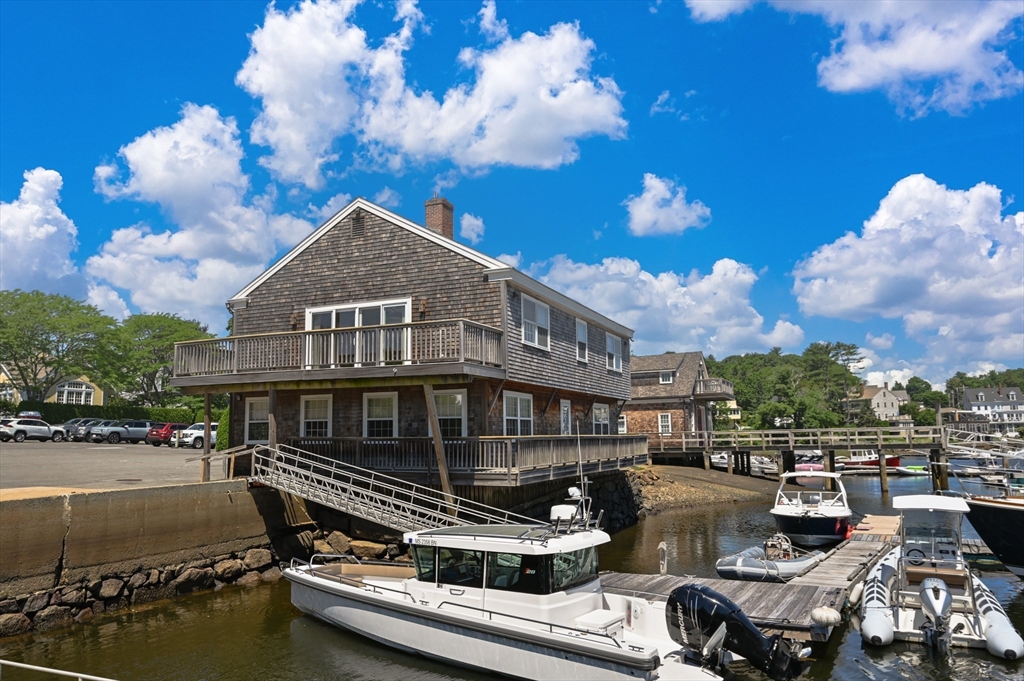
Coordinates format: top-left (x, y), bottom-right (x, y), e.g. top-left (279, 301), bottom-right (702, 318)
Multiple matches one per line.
top-left (301, 395), bottom-right (331, 437)
top-left (576, 319), bottom-right (588, 362)
top-left (659, 413), bottom-right (672, 434)
top-left (617, 414), bottom-right (627, 434)
top-left (364, 393), bottom-right (397, 437)
top-left (606, 335), bottom-right (622, 372)
top-left (522, 295), bottom-right (550, 349)
top-left (56, 381), bottom-right (94, 405)
top-left (593, 404), bottom-right (610, 435)
top-left (504, 392), bottom-right (533, 436)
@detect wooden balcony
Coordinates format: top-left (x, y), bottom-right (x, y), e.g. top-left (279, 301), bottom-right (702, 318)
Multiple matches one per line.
top-left (171, 319), bottom-right (505, 390)
top-left (284, 435), bottom-right (650, 487)
top-left (694, 378), bottom-right (734, 400)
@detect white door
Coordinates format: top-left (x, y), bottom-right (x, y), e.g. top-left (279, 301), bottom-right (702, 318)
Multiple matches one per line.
top-left (560, 400), bottom-right (572, 435)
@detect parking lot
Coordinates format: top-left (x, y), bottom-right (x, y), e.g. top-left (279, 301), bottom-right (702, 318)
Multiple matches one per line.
top-left (0, 439), bottom-right (218, 499)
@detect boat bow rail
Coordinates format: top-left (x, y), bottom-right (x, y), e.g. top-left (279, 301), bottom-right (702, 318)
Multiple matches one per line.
top-left (252, 444), bottom-right (541, 532)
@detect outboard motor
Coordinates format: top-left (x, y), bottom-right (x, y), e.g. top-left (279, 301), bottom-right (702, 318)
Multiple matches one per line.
top-left (919, 577), bottom-right (953, 654)
top-left (666, 584), bottom-right (806, 681)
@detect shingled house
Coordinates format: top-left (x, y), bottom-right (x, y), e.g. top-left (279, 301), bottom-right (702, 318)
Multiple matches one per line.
top-left (620, 351), bottom-right (734, 435)
top-left (170, 197), bottom-right (643, 485)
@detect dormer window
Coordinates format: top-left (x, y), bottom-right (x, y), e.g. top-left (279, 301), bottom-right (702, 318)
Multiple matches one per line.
top-left (1011, 392), bottom-right (1017, 401)
top-left (978, 393), bottom-right (985, 402)
top-left (660, 372), bottom-right (673, 384)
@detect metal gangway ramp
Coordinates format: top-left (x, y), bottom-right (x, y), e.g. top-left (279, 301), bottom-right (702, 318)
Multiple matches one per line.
top-left (252, 444), bottom-right (541, 532)
top-left (945, 429), bottom-right (1024, 459)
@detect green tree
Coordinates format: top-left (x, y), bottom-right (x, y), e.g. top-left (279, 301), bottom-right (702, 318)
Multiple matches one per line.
top-left (916, 390), bottom-right (949, 409)
top-left (855, 402), bottom-right (885, 427)
top-left (0, 290), bottom-right (114, 400)
top-left (92, 313), bottom-right (212, 406)
top-left (905, 376), bottom-right (932, 402)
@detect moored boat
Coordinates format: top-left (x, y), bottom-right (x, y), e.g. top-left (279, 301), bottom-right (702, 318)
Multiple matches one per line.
top-left (715, 534), bottom-right (824, 583)
top-left (836, 449), bottom-right (900, 468)
top-left (963, 493), bottom-right (1024, 579)
top-left (859, 494), bottom-right (1024, 659)
top-left (769, 472), bottom-right (853, 547)
top-left (283, 488), bottom-right (809, 680)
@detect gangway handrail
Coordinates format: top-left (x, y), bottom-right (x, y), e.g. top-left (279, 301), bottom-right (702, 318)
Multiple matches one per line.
top-left (252, 444), bottom-right (542, 532)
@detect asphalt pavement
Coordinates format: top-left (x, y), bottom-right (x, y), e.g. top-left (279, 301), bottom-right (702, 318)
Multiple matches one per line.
top-left (0, 439), bottom-right (220, 498)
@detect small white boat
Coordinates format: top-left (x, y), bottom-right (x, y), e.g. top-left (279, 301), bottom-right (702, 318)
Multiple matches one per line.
top-left (860, 494), bottom-right (1024, 660)
top-left (284, 487), bottom-right (809, 680)
top-left (895, 465), bottom-right (930, 477)
top-left (716, 534), bottom-right (824, 583)
top-left (770, 472), bottom-right (853, 547)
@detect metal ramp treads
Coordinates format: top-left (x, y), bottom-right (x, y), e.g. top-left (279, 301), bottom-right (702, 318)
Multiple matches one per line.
top-left (252, 444), bottom-right (539, 532)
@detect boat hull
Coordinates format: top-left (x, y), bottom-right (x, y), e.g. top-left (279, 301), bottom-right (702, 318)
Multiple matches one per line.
top-left (771, 514), bottom-right (850, 547)
top-left (964, 497), bottom-right (1024, 578)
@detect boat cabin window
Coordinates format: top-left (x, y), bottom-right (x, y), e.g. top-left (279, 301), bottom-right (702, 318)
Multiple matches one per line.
top-left (411, 546), bottom-right (436, 582)
top-left (486, 552), bottom-right (549, 595)
top-left (552, 548), bottom-right (599, 592)
top-left (437, 548), bottom-right (484, 588)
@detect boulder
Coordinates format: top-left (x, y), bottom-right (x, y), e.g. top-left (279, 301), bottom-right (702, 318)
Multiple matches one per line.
top-left (86, 579), bottom-right (103, 597)
top-left (386, 544), bottom-right (403, 559)
top-left (243, 548), bottom-right (273, 571)
top-left (213, 559), bottom-right (244, 582)
top-left (128, 572), bottom-right (148, 590)
top-left (0, 600), bottom-right (18, 614)
top-left (91, 600), bottom-right (105, 615)
top-left (98, 579), bottom-right (124, 600)
top-left (0, 613), bottom-right (32, 637)
top-left (74, 608), bottom-right (93, 623)
top-left (22, 592), bottom-right (50, 615)
top-left (349, 540), bottom-right (387, 560)
top-left (147, 569), bottom-right (161, 586)
top-left (59, 589), bottom-right (86, 607)
top-left (185, 558), bottom-right (215, 570)
top-left (326, 531), bottom-right (351, 554)
top-left (236, 571), bottom-right (262, 587)
top-left (131, 586), bottom-right (173, 606)
top-left (261, 567), bottom-right (283, 583)
top-left (34, 605), bottom-right (72, 631)
top-left (313, 539), bottom-right (334, 555)
top-left (271, 531), bottom-right (314, 562)
top-left (170, 568), bottom-right (215, 594)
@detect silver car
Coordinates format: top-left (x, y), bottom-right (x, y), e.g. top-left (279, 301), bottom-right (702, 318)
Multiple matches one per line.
top-left (177, 422), bottom-right (218, 449)
top-left (0, 418), bottom-right (66, 442)
top-left (71, 418), bottom-right (108, 442)
top-left (90, 420), bottom-right (155, 444)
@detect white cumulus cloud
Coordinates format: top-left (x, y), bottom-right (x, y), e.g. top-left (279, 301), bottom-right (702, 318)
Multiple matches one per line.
top-left (623, 173), bottom-right (711, 236)
top-left (460, 213), bottom-right (486, 244)
top-left (373, 186), bottom-right (401, 208)
top-left (536, 255), bottom-right (803, 356)
top-left (866, 332), bottom-right (895, 350)
top-left (309, 192), bottom-right (353, 222)
top-left (497, 251), bottom-right (522, 268)
top-left (237, 0), bottom-right (626, 188)
top-left (0, 167), bottom-right (85, 296)
top-left (89, 103), bottom-right (313, 330)
top-left (686, 0), bottom-right (1024, 116)
top-left (793, 173), bottom-right (1024, 373)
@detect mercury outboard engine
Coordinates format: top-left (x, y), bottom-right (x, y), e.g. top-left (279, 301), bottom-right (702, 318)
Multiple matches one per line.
top-left (666, 584), bottom-right (806, 681)
top-left (918, 577), bottom-right (953, 654)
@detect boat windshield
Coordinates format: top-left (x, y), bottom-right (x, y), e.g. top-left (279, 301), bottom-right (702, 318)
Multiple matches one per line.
top-left (412, 546), bottom-right (599, 595)
top-left (553, 548), bottom-right (599, 592)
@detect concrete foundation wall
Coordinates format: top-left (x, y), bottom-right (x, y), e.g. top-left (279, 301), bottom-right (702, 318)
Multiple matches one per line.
top-left (0, 481), bottom-right (285, 600)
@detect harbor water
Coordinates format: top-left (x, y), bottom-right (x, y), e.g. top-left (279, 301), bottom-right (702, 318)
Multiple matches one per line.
top-left (1, 473), bottom-right (1021, 681)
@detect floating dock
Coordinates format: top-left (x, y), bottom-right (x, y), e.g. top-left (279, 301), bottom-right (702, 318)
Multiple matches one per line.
top-left (602, 514), bottom-right (903, 642)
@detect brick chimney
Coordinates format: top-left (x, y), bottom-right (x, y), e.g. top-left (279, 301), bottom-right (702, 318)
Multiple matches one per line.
top-left (425, 197), bottom-right (454, 239)
top-left (884, 382), bottom-right (889, 390)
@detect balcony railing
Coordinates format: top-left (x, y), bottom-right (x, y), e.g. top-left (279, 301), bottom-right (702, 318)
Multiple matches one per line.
top-left (285, 435), bottom-right (650, 486)
top-left (694, 378), bottom-right (734, 398)
top-left (173, 319), bottom-right (504, 378)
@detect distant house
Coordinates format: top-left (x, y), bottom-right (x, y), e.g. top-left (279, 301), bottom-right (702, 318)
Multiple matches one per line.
top-left (0, 365), bottom-right (105, 407)
top-left (170, 197), bottom-right (641, 484)
top-left (963, 387), bottom-right (1023, 429)
top-left (892, 390), bottom-right (911, 407)
top-left (620, 351), bottom-right (734, 434)
top-left (845, 383), bottom-right (901, 421)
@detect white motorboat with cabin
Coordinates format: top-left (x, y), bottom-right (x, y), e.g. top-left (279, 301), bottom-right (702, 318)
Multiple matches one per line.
top-left (859, 494), bottom-right (1023, 660)
top-left (283, 487), bottom-right (809, 681)
top-left (770, 472), bottom-right (852, 547)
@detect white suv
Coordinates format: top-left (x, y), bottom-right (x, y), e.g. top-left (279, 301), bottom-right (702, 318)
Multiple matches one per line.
top-left (177, 422), bottom-right (218, 449)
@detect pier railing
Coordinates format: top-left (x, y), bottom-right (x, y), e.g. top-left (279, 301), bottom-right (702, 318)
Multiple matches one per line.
top-left (173, 319), bottom-right (504, 378)
top-left (285, 435), bottom-right (649, 486)
top-left (644, 426), bottom-right (947, 452)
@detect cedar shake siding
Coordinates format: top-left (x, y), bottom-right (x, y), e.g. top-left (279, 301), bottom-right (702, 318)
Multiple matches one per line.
top-left (234, 209), bottom-right (501, 336)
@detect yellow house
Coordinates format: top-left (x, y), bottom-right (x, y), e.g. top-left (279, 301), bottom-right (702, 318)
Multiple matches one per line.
top-left (44, 377), bottom-right (105, 406)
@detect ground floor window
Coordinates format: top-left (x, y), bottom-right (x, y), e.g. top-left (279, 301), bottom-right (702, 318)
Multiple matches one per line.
top-left (55, 381), bottom-right (94, 405)
top-left (504, 391), bottom-right (533, 436)
top-left (659, 412), bottom-right (672, 434)
top-left (593, 404), bottom-right (610, 435)
top-left (301, 395), bottom-right (332, 437)
top-left (246, 397), bottom-right (269, 443)
top-left (617, 414), bottom-right (627, 434)
top-left (364, 392), bottom-right (397, 437)
top-left (432, 390), bottom-right (466, 438)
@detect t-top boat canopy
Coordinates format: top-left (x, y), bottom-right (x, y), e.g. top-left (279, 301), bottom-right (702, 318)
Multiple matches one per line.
top-left (892, 494), bottom-right (970, 513)
top-left (405, 523), bottom-right (611, 555)
top-left (779, 471), bottom-right (843, 480)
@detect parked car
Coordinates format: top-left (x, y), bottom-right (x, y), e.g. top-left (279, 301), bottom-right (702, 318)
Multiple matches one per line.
top-left (146, 422), bottom-right (190, 446)
top-left (89, 420), bottom-right (156, 444)
top-left (0, 418), bottom-right (66, 442)
top-left (59, 417), bottom-right (88, 432)
top-left (177, 422), bottom-right (218, 449)
top-left (70, 418), bottom-right (107, 442)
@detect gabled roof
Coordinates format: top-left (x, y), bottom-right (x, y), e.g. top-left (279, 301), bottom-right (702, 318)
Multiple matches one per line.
top-left (964, 387), bottom-right (1022, 402)
top-left (230, 197), bottom-right (507, 303)
top-left (630, 351), bottom-right (705, 399)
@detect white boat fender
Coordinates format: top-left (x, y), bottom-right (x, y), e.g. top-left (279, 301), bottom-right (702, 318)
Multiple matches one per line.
top-left (811, 607), bottom-right (841, 627)
top-left (974, 579), bottom-right (1024, 660)
top-left (848, 581), bottom-right (864, 607)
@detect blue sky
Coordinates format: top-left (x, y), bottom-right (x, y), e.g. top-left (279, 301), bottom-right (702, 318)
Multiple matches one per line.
top-left (2, 0), bottom-right (1022, 387)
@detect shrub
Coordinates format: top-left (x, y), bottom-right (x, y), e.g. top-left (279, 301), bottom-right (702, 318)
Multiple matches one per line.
top-left (14, 400), bottom-right (195, 425)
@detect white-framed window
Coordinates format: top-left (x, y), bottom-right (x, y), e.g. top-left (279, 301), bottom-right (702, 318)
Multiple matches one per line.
top-left (659, 371), bottom-right (673, 384)
top-left (978, 393), bottom-right (985, 402)
top-left (1010, 392), bottom-right (1017, 401)
top-left (658, 413), bottom-right (672, 434)
top-left (301, 395), bottom-right (332, 437)
top-left (560, 399), bottom-right (572, 435)
top-left (521, 295), bottom-right (550, 349)
top-left (617, 414), bottom-right (627, 434)
top-left (593, 404), bottom-right (610, 435)
top-left (55, 381), bottom-right (94, 405)
top-left (363, 392), bottom-right (398, 438)
top-left (306, 297), bottom-right (411, 367)
top-left (606, 334), bottom-right (622, 372)
top-left (504, 391), bottom-right (533, 436)
top-left (576, 320), bottom-right (588, 362)
top-left (430, 389), bottom-right (467, 438)
top-left (246, 397), bottom-right (269, 444)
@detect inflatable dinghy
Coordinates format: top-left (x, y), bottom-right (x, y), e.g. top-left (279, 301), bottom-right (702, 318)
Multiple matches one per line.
top-left (716, 534), bottom-right (824, 583)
